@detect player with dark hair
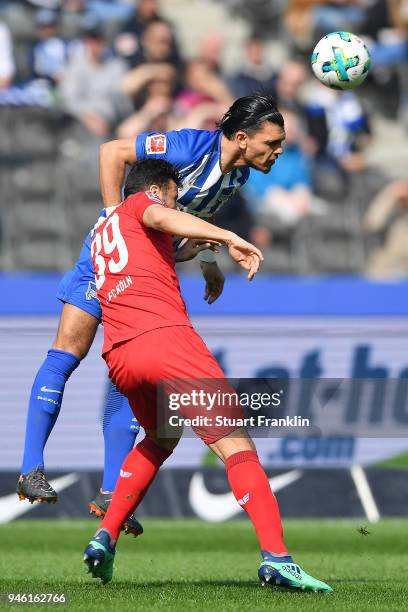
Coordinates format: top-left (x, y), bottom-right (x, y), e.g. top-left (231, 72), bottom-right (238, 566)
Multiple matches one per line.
top-left (82, 158), bottom-right (332, 593)
top-left (17, 94), bottom-right (285, 527)
top-left (217, 94), bottom-right (284, 138)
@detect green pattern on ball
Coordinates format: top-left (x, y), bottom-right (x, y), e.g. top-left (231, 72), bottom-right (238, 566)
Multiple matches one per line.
top-left (326, 31), bottom-right (352, 42)
top-left (322, 46), bottom-right (359, 82)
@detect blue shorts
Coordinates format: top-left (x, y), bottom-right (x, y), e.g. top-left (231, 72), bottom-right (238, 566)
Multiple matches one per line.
top-left (56, 231), bottom-right (102, 321)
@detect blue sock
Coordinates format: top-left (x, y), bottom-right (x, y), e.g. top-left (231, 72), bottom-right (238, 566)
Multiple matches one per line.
top-left (101, 380), bottom-right (139, 492)
top-left (21, 349), bottom-right (80, 474)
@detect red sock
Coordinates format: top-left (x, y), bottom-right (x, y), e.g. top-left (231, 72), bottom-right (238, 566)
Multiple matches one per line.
top-left (100, 437), bottom-right (172, 541)
top-left (225, 450), bottom-right (287, 555)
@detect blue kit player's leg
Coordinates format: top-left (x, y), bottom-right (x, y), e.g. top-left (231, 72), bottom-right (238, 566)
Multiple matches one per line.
top-left (102, 380), bottom-right (140, 492)
top-left (20, 349), bottom-right (80, 479)
top-left (17, 237), bottom-right (101, 503)
top-left (17, 222), bottom-right (144, 535)
top-left (88, 380), bottom-right (143, 537)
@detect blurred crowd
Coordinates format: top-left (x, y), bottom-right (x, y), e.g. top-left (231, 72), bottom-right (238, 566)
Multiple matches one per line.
top-left (0, 0), bottom-right (408, 276)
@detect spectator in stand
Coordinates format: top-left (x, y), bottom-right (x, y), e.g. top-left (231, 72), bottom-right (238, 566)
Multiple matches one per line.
top-left (284, 0), bottom-right (323, 50)
top-left (311, 0), bottom-right (365, 41)
top-left (303, 83), bottom-right (369, 167)
top-left (117, 93), bottom-right (173, 138)
top-left (230, 37), bottom-right (275, 99)
top-left (174, 59), bottom-right (232, 121)
top-left (115, 0), bottom-right (180, 69)
top-left (243, 109), bottom-right (327, 240)
top-left (0, 20), bottom-right (15, 89)
top-left (128, 18), bottom-right (181, 70)
top-left (59, 0), bottom-right (86, 41)
top-left (284, 1), bottom-right (365, 49)
top-left (59, 20), bottom-right (131, 137)
top-left (272, 60), bottom-right (321, 163)
top-left (270, 58), bottom-right (372, 197)
top-left (364, 179), bottom-right (408, 278)
top-left (119, 19), bottom-right (181, 110)
top-left (169, 32), bottom-right (232, 129)
top-left (272, 59), bottom-right (308, 112)
top-left (361, 0), bottom-right (408, 120)
top-left (117, 71), bottom-right (176, 138)
top-left (197, 32), bottom-right (224, 74)
top-left (29, 9), bottom-right (66, 86)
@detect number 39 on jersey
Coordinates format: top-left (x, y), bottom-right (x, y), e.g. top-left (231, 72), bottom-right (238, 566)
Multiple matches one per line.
top-left (91, 212), bottom-right (129, 290)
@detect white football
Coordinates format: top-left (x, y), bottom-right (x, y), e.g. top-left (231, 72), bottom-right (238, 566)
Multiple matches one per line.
top-left (311, 31), bottom-right (371, 90)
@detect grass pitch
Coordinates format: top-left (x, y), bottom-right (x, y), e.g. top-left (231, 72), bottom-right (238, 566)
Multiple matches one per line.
top-left (1, 519), bottom-right (407, 611)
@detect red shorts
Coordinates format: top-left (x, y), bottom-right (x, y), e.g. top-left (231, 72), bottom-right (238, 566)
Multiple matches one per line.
top-left (105, 325), bottom-right (243, 444)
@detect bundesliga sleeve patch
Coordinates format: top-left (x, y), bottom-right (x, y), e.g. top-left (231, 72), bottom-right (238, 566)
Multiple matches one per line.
top-left (146, 134), bottom-right (167, 154)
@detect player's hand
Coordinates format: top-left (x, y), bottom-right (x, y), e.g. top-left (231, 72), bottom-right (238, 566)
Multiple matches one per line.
top-left (226, 235), bottom-right (264, 280)
top-left (175, 239), bottom-right (219, 263)
top-left (200, 261), bottom-right (225, 304)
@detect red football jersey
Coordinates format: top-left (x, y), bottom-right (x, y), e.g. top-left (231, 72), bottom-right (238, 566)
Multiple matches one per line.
top-left (91, 191), bottom-right (191, 355)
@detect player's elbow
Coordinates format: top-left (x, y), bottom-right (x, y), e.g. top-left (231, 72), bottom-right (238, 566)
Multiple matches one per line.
top-left (99, 138), bottom-right (136, 167)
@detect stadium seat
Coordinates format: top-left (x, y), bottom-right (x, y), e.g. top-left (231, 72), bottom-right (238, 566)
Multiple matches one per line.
top-left (302, 224), bottom-right (366, 274)
top-left (0, 108), bottom-right (16, 159)
top-left (8, 201), bottom-right (67, 235)
top-left (10, 237), bottom-right (72, 271)
top-left (2, 191), bottom-right (71, 271)
top-left (9, 160), bottom-right (60, 200)
top-left (11, 108), bottom-right (63, 158)
top-left (68, 200), bottom-right (104, 258)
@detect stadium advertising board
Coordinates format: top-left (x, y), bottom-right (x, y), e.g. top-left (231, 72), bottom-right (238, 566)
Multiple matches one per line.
top-left (2, 274), bottom-right (408, 471)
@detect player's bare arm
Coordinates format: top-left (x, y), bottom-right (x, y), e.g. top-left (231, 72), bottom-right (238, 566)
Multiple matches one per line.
top-left (197, 215), bottom-right (225, 304)
top-left (99, 138), bottom-right (136, 206)
top-left (143, 204), bottom-right (263, 280)
top-left (174, 239), bottom-right (218, 262)
top-left (99, 137), bottom-right (225, 302)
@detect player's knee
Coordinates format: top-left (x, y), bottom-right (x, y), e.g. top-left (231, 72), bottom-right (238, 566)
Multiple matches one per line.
top-left (208, 428), bottom-right (255, 462)
top-left (53, 327), bottom-right (94, 360)
top-left (157, 437), bottom-right (179, 451)
top-left (53, 306), bottom-right (99, 360)
top-left (52, 338), bottom-right (88, 360)
top-left (145, 431), bottom-right (180, 451)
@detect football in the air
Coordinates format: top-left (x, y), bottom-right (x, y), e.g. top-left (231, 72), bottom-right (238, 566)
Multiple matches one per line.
top-left (311, 31), bottom-right (371, 90)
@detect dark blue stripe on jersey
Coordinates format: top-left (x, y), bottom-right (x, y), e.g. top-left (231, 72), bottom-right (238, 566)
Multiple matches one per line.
top-left (205, 188), bottom-right (236, 217)
top-left (177, 134), bottom-right (221, 207)
top-left (205, 168), bottom-right (250, 216)
top-left (192, 175), bottom-right (225, 213)
top-left (177, 163), bottom-right (215, 206)
top-left (194, 167), bottom-right (249, 215)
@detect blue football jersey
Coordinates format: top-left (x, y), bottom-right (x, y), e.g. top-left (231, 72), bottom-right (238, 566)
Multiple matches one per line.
top-left (136, 129), bottom-right (250, 219)
top-left (82, 207), bottom-right (111, 254)
top-left (69, 131), bottom-right (251, 307)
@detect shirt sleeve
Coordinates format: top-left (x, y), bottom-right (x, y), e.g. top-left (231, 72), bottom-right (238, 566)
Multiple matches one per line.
top-left (135, 129), bottom-right (213, 170)
top-left (126, 193), bottom-right (164, 223)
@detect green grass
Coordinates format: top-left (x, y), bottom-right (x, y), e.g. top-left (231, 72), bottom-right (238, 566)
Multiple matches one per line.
top-left (1, 519), bottom-right (408, 611)
top-left (375, 451), bottom-right (408, 469)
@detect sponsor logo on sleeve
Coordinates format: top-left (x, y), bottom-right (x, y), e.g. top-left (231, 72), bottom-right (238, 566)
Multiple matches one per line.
top-left (146, 134), bottom-right (166, 154)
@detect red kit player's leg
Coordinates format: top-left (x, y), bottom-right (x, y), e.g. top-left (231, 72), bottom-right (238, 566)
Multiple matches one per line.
top-left (99, 437), bottom-right (173, 540)
top-left (102, 326), bottom-right (287, 555)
